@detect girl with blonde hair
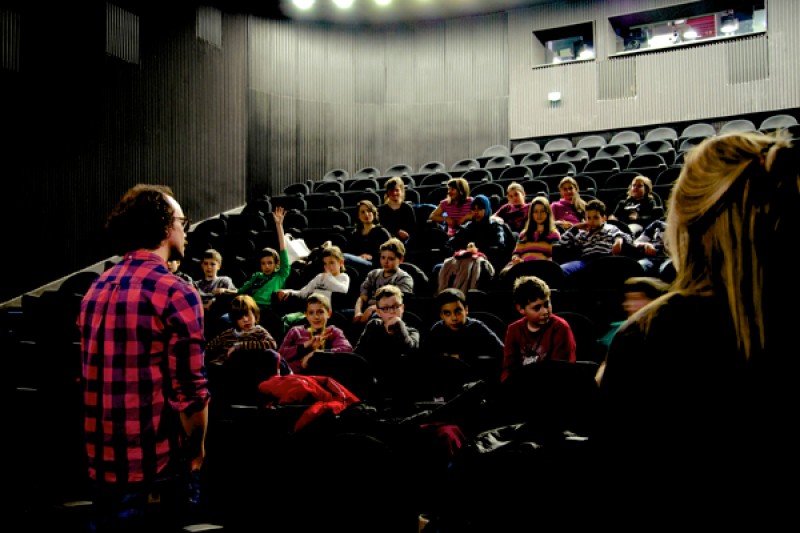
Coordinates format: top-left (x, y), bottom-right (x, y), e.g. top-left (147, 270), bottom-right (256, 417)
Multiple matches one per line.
top-left (550, 176), bottom-right (586, 230)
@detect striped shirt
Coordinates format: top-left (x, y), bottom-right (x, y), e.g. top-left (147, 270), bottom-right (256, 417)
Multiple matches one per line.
top-left (439, 197), bottom-right (474, 236)
top-left (512, 229), bottom-right (561, 261)
top-left (558, 223), bottom-right (632, 261)
top-left (79, 250), bottom-right (209, 483)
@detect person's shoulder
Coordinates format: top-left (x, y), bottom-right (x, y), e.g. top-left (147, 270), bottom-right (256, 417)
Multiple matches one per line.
top-left (550, 314), bottom-right (572, 329)
top-left (427, 320), bottom-right (446, 332)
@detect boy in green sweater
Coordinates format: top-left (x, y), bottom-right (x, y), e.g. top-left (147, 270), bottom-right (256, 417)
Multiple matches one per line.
top-left (238, 207), bottom-right (290, 311)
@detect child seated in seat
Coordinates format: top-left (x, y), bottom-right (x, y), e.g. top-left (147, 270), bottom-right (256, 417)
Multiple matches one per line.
top-left (193, 248), bottom-right (237, 311)
top-left (595, 276), bottom-right (669, 384)
top-left (276, 244), bottom-right (350, 307)
top-left (557, 199), bottom-right (633, 277)
top-left (421, 288), bottom-right (504, 370)
top-left (354, 284), bottom-right (420, 380)
top-left (491, 181), bottom-right (529, 235)
top-left (167, 253), bottom-right (193, 283)
top-left (500, 195), bottom-right (561, 276)
top-left (502, 275), bottom-right (576, 382)
top-left (279, 292), bottom-right (353, 374)
top-left (206, 294), bottom-right (278, 364)
top-left (238, 207), bottom-right (290, 314)
top-left (353, 237), bottom-right (414, 324)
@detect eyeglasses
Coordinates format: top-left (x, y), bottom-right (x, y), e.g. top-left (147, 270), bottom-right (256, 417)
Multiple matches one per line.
top-left (174, 216), bottom-right (192, 231)
top-left (377, 304), bottom-right (402, 313)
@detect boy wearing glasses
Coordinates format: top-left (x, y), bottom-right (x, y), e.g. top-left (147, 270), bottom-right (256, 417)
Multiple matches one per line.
top-left (354, 285), bottom-right (420, 382)
top-left (502, 275), bottom-right (576, 383)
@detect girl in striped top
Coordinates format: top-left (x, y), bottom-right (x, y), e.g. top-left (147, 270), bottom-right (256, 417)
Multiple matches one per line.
top-left (429, 177), bottom-right (474, 236)
top-left (501, 195), bottom-right (561, 275)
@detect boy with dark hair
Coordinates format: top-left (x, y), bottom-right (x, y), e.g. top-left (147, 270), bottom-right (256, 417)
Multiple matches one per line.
top-left (502, 275), bottom-right (576, 382)
top-left (421, 288), bottom-right (504, 370)
top-left (557, 198), bottom-right (632, 277)
top-left (238, 207), bottom-right (290, 311)
top-left (353, 237), bottom-right (414, 323)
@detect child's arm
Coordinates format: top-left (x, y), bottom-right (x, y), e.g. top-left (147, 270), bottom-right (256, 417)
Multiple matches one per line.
top-left (326, 326), bottom-right (354, 353)
top-left (354, 293), bottom-right (372, 323)
top-left (326, 272), bottom-right (350, 294)
top-left (274, 207), bottom-right (286, 251)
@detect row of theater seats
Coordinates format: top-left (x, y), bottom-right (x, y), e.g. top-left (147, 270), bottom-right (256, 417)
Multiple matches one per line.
top-left (317, 112), bottom-right (798, 187)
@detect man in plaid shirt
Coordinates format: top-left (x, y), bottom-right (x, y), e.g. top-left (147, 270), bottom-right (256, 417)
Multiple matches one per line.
top-left (78, 184), bottom-right (210, 532)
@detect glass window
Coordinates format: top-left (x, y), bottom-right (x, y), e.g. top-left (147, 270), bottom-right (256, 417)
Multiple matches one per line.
top-left (610, 1), bottom-right (766, 55)
top-left (533, 22), bottom-right (594, 67)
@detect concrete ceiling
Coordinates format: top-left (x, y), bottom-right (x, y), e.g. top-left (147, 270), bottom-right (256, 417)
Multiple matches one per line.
top-left (221, 0), bottom-right (555, 23)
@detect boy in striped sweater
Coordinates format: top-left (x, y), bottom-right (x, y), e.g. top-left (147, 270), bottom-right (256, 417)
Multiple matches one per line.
top-left (557, 198), bottom-right (633, 277)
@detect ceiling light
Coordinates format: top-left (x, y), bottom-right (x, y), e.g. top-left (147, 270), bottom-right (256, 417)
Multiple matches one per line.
top-left (333, 0), bottom-right (355, 9)
top-left (548, 91), bottom-right (561, 102)
top-left (293, 0), bottom-right (314, 9)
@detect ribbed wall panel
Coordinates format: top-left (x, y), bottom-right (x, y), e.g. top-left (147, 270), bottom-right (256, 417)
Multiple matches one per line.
top-left (0, 9), bottom-right (21, 72)
top-left (509, 0), bottom-right (800, 139)
top-left (3, 6), bottom-right (249, 302)
top-left (248, 12), bottom-right (509, 192)
top-left (196, 6), bottom-right (222, 48)
top-left (105, 3), bottom-right (139, 65)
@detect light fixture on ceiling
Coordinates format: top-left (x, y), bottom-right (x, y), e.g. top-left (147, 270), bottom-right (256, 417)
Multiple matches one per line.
top-left (293, 0), bottom-right (314, 9)
top-left (333, 0), bottom-right (355, 9)
top-left (548, 91), bottom-right (562, 103)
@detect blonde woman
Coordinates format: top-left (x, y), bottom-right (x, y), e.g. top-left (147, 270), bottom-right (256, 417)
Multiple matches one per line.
top-left (597, 130), bottom-right (799, 525)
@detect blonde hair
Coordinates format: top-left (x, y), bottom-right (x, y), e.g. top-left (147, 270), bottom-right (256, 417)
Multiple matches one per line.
top-left (506, 181), bottom-right (525, 196)
top-left (558, 176), bottom-right (586, 217)
top-left (644, 130), bottom-right (797, 360)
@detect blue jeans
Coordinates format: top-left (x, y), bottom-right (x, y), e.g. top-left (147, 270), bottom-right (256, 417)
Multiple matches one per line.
top-left (560, 260), bottom-right (587, 277)
top-left (88, 470), bottom-right (200, 533)
top-left (344, 253), bottom-right (376, 270)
